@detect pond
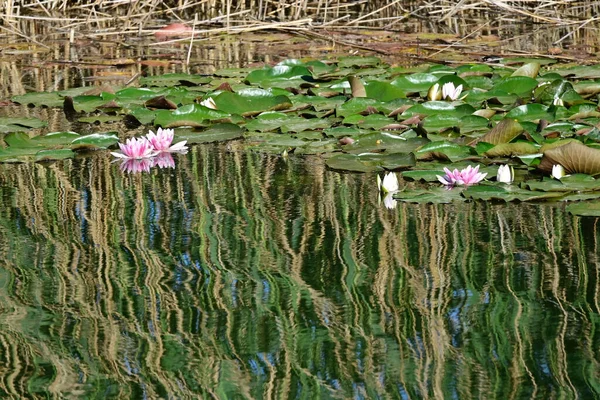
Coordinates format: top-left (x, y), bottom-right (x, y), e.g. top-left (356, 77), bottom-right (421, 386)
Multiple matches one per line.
top-left (0, 25), bottom-right (600, 398)
top-left (0, 146), bottom-right (599, 398)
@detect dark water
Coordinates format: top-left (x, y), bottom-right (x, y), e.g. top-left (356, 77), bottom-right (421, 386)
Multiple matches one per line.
top-left (0, 146), bottom-right (598, 399)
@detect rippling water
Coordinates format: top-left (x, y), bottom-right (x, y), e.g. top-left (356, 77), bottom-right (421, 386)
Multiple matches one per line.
top-left (0, 146), bottom-right (598, 398)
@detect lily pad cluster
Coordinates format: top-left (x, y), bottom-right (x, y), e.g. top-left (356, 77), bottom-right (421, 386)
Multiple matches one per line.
top-left (8, 56), bottom-right (600, 214)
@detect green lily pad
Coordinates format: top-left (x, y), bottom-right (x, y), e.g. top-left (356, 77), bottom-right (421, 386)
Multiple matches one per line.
top-left (154, 104), bottom-right (232, 128)
top-left (35, 148), bottom-right (76, 161)
top-left (342, 114), bottom-right (395, 129)
top-left (523, 175), bottom-right (600, 192)
top-left (245, 64), bottom-right (313, 88)
top-left (393, 186), bottom-right (467, 204)
top-left (415, 141), bottom-right (474, 162)
top-left (71, 132), bottom-right (119, 149)
top-left (462, 184), bottom-right (565, 201)
top-left (492, 76), bottom-right (539, 96)
top-left (326, 152), bottom-right (415, 172)
top-left (175, 123), bottom-right (245, 144)
top-left (0, 117), bottom-right (47, 133)
top-left (566, 202), bottom-right (600, 216)
top-left (505, 104), bottom-right (554, 122)
top-left (343, 133), bottom-right (427, 155)
top-left (391, 73), bottom-right (439, 94)
top-left (213, 89), bottom-right (292, 116)
top-left (364, 81), bottom-right (406, 101)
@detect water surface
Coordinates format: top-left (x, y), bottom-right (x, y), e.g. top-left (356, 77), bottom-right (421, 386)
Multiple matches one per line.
top-left (0, 147), bottom-right (598, 398)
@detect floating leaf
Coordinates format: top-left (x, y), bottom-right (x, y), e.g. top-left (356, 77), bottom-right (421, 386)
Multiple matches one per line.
top-left (492, 76), bottom-right (539, 96)
top-left (511, 62), bottom-right (540, 78)
top-left (483, 142), bottom-right (540, 157)
top-left (71, 132), bottom-right (119, 149)
top-left (364, 81), bottom-right (406, 101)
top-left (245, 64), bottom-right (313, 88)
top-left (393, 186), bottom-right (467, 204)
top-left (35, 148), bottom-right (76, 161)
top-left (213, 90), bottom-right (292, 116)
top-left (463, 184), bottom-right (564, 201)
top-left (539, 141), bottom-right (600, 175)
top-left (523, 175), bottom-right (600, 192)
top-left (470, 119), bottom-right (524, 145)
top-left (0, 117), bottom-right (47, 133)
top-left (505, 104), bottom-right (554, 122)
top-left (415, 141), bottom-right (474, 162)
top-left (175, 123), bottom-right (245, 144)
top-left (391, 73), bottom-right (439, 93)
top-left (154, 104), bottom-right (232, 128)
top-left (326, 152), bottom-right (415, 172)
top-left (566, 202), bottom-right (600, 216)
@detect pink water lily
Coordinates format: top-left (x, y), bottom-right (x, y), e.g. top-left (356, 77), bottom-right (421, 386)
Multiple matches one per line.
top-left (152, 152), bottom-right (176, 169)
top-left (437, 165), bottom-right (487, 187)
top-left (111, 137), bottom-right (157, 160)
top-left (146, 127), bottom-right (188, 153)
top-left (119, 158), bottom-right (154, 173)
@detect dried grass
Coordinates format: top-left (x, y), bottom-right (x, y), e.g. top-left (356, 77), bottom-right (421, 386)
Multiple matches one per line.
top-left (1, 0), bottom-right (599, 39)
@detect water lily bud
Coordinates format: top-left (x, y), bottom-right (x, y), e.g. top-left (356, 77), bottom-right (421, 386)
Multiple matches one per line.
top-left (428, 83), bottom-right (442, 101)
top-left (497, 164), bottom-right (513, 183)
top-left (200, 97), bottom-right (218, 110)
top-left (552, 164), bottom-right (566, 179)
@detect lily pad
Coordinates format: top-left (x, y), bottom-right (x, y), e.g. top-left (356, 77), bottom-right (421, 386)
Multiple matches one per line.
top-left (213, 89), bottom-right (292, 116)
top-left (393, 186), bottom-right (466, 204)
top-left (0, 117), bottom-right (47, 133)
top-left (154, 104), bottom-right (232, 128)
top-left (566, 202), bottom-right (600, 216)
top-left (174, 123), bottom-right (245, 144)
top-left (539, 141), bottom-right (600, 175)
top-left (326, 152), bottom-right (415, 172)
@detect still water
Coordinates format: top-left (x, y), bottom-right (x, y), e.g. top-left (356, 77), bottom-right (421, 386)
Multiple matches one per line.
top-left (0, 145), bottom-right (598, 398)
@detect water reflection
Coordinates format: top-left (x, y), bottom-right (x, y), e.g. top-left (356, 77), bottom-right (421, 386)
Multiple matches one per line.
top-left (0, 147), bottom-right (598, 398)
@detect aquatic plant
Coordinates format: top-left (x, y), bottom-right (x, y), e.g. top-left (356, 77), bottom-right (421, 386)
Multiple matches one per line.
top-left (437, 165), bottom-right (487, 187)
top-left (552, 164), bottom-right (566, 180)
top-left (442, 82), bottom-right (463, 101)
top-left (145, 127), bottom-right (188, 153)
top-left (497, 164), bottom-right (513, 184)
top-left (378, 172), bottom-right (399, 193)
top-left (110, 137), bottom-right (157, 160)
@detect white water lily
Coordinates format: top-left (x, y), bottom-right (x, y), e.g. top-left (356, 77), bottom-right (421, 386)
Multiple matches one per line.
top-left (200, 97), bottom-right (218, 110)
top-left (442, 82), bottom-right (463, 101)
top-left (552, 164), bottom-right (567, 180)
top-left (497, 164), bottom-right (513, 184)
top-left (377, 172), bottom-right (399, 193)
top-left (382, 193), bottom-right (397, 209)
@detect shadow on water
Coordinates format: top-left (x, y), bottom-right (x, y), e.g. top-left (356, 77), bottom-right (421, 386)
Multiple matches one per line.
top-left (0, 146), bottom-right (598, 398)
